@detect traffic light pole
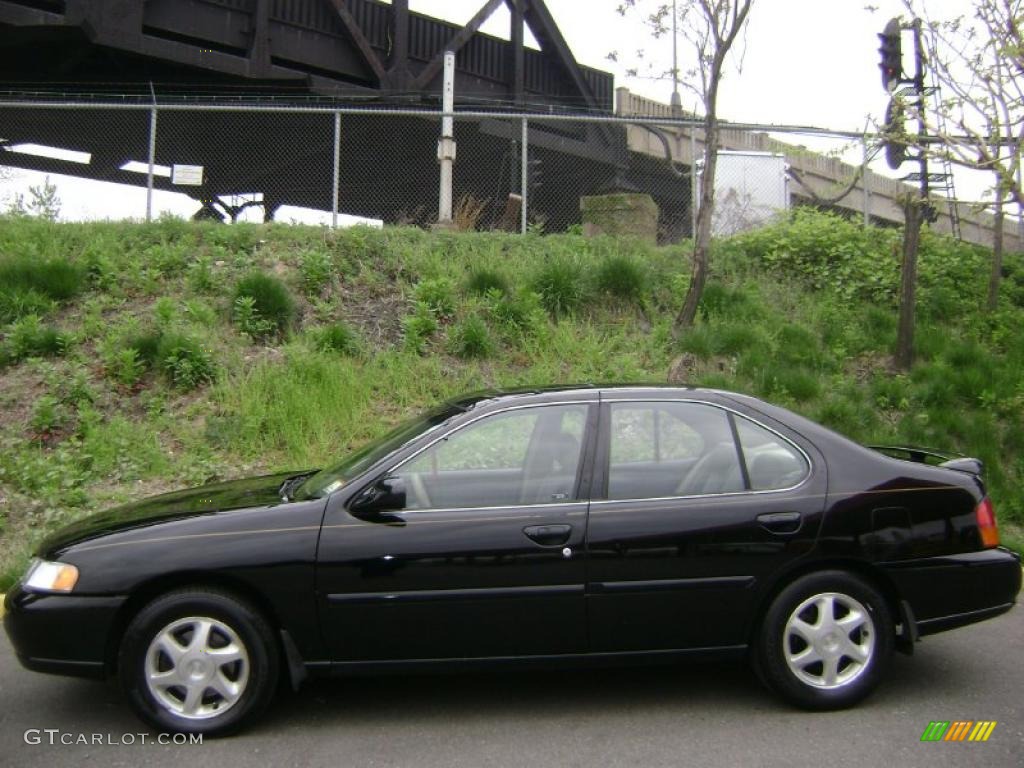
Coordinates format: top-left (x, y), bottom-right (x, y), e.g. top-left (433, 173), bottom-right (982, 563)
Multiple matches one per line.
top-left (894, 17), bottom-right (928, 370)
top-left (912, 19), bottom-right (929, 204)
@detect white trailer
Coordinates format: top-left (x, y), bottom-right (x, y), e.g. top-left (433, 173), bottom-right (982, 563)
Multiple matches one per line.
top-left (700, 150), bottom-right (789, 236)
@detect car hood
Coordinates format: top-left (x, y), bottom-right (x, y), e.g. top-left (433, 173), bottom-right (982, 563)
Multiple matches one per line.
top-left (38, 470), bottom-right (305, 556)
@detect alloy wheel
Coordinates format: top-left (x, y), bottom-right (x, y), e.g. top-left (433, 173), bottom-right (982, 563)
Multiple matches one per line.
top-left (144, 615), bottom-right (250, 720)
top-left (782, 591), bottom-right (875, 690)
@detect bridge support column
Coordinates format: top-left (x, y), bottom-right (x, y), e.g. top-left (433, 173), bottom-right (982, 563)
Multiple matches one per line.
top-left (580, 193), bottom-right (659, 243)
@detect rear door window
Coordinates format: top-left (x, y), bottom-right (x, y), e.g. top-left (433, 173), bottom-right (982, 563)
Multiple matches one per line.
top-left (607, 402), bottom-right (741, 499)
top-left (734, 417), bottom-right (809, 491)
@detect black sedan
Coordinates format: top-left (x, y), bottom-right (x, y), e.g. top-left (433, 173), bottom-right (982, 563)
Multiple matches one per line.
top-left (4, 386), bottom-right (1020, 735)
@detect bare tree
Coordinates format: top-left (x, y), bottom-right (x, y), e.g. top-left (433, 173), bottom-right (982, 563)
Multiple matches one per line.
top-left (902, 0), bottom-right (1023, 310)
top-left (611, 0), bottom-right (755, 332)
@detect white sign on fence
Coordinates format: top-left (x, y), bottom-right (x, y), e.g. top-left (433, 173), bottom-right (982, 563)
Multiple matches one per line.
top-left (172, 164), bottom-right (204, 186)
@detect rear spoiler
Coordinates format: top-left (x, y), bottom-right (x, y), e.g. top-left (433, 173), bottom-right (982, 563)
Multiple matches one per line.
top-left (867, 445), bottom-right (984, 476)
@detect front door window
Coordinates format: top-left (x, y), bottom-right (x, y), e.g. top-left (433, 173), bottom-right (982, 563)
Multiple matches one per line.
top-left (394, 404), bottom-right (587, 510)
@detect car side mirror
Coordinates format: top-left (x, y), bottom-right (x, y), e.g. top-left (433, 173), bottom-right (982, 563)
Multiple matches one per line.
top-left (350, 476), bottom-right (407, 521)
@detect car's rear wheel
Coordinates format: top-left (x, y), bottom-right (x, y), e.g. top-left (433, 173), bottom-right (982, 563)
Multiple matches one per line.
top-left (755, 571), bottom-right (893, 710)
top-left (119, 588), bottom-right (279, 735)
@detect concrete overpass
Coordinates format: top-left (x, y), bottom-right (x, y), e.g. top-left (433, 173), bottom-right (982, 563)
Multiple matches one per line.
top-left (616, 88), bottom-right (1023, 252)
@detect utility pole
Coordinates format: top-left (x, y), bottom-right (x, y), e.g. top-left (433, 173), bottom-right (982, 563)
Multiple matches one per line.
top-left (893, 18), bottom-right (930, 370)
top-left (670, 0), bottom-right (681, 118)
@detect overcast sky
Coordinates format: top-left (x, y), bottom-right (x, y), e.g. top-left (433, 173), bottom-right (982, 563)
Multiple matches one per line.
top-left (0, 0), bottom-right (1003, 220)
top-left (432, 0), bottom-right (917, 130)
top-left (431, 0), bottom-right (995, 200)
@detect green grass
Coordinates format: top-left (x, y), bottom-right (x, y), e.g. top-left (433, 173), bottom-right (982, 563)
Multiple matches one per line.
top-left (0, 210), bottom-right (1022, 588)
top-left (0, 255), bottom-right (86, 302)
top-left (0, 254), bottom-right (85, 325)
top-left (465, 267), bottom-right (510, 296)
top-left (448, 315), bottom-right (494, 359)
top-left (595, 254), bottom-right (647, 306)
top-left (530, 255), bottom-right (589, 317)
top-left (312, 323), bottom-right (362, 356)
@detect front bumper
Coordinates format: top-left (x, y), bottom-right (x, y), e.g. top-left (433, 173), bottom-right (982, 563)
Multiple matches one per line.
top-left (883, 547), bottom-right (1021, 637)
top-left (3, 586), bottom-right (126, 679)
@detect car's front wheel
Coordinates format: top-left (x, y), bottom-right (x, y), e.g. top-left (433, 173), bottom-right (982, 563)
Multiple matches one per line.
top-left (755, 571), bottom-right (893, 710)
top-left (119, 588), bottom-right (279, 735)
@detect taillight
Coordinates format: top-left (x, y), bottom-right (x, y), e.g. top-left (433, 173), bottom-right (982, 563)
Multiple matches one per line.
top-left (975, 497), bottom-right (1000, 548)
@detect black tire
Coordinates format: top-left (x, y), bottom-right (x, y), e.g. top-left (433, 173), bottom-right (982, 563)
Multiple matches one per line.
top-left (754, 570), bottom-right (893, 710)
top-left (118, 588), bottom-right (279, 736)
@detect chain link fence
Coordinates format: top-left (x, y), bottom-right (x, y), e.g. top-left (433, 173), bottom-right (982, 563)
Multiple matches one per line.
top-left (0, 99), bottom-right (1021, 250)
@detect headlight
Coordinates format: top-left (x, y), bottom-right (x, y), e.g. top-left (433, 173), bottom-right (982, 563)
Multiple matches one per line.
top-left (22, 558), bottom-right (79, 593)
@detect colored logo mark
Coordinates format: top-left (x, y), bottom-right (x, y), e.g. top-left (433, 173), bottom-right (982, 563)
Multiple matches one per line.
top-left (920, 721), bottom-right (997, 742)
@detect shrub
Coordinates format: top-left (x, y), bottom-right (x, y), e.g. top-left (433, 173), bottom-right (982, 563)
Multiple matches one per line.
top-left (183, 299), bottom-right (217, 327)
top-left (486, 289), bottom-right (543, 333)
top-left (233, 272), bottom-right (295, 336)
top-left (776, 324), bottom-right (819, 357)
top-left (678, 327), bottom-right (715, 360)
top-left (466, 267), bottom-right (509, 296)
top-left (186, 256), bottom-right (217, 293)
top-left (595, 254), bottom-right (647, 305)
top-left (770, 367), bottom-right (821, 402)
top-left (313, 323), bottom-right (361, 356)
top-left (861, 305), bottom-right (896, 349)
top-left (125, 330), bottom-right (163, 367)
top-left (153, 297), bottom-right (178, 329)
top-left (775, 323), bottom-right (833, 371)
top-left (157, 333), bottom-right (217, 390)
top-left (3, 315), bottom-right (68, 361)
top-left (29, 395), bottom-right (68, 436)
top-left (530, 256), bottom-right (588, 318)
top-left (233, 295), bottom-right (278, 340)
top-left (448, 315), bottom-right (494, 359)
top-left (698, 282), bottom-right (761, 322)
top-left (414, 278), bottom-right (458, 318)
top-left (107, 348), bottom-right (146, 387)
top-left (711, 323), bottom-right (763, 356)
top-left (402, 303), bottom-right (439, 353)
top-left (300, 250), bottom-right (334, 295)
top-left (871, 373), bottom-right (911, 411)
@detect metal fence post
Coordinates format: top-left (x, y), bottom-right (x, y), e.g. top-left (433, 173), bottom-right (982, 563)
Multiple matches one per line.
top-left (146, 104), bottom-right (158, 222)
top-left (521, 117), bottom-right (528, 234)
top-left (1017, 141), bottom-right (1023, 250)
top-left (861, 134), bottom-right (870, 229)
top-left (332, 110), bottom-right (341, 228)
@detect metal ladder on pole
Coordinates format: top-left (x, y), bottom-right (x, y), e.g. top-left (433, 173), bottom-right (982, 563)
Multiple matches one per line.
top-left (929, 86), bottom-right (962, 240)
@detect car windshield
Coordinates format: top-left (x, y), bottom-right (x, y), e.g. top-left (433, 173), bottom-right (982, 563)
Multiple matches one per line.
top-left (296, 404), bottom-right (460, 499)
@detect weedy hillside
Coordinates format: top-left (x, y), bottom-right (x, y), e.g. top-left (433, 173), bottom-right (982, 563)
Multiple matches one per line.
top-left (1, 209), bottom-right (1022, 586)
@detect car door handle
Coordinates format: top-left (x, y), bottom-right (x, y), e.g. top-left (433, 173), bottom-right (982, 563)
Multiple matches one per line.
top-left (523, 524), bottom-right (572, 546)
top-left (756, 512), bottom-right (802, 534)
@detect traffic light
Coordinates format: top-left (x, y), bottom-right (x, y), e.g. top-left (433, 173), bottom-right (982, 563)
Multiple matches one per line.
top-left (878, 18), bottom-right (902, 92)
top-left (526, 158), bottom-right (542, 194)
top-left (883, 96), bottom-right (907, 169)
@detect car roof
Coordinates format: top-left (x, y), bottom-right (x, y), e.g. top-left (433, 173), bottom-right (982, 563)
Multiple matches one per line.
top-left (447, 384), bottom-right (733, 411)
